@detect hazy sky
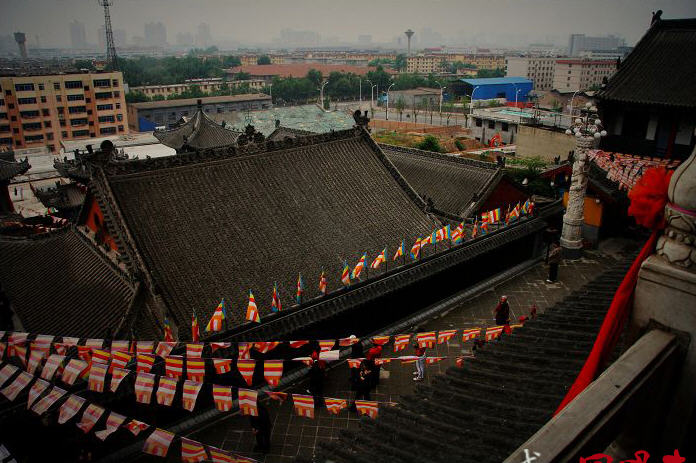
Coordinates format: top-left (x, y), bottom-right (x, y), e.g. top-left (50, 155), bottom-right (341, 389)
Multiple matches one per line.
top-left (3, 0), bottom-right (696, 48)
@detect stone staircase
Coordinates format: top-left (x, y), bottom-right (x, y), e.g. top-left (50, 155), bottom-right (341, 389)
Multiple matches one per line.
top-left (318, 257), bottom-right (633, 463)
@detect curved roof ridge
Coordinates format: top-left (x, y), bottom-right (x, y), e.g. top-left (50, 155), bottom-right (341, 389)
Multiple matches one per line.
top-left (378, 143), bottom-right (499, 170)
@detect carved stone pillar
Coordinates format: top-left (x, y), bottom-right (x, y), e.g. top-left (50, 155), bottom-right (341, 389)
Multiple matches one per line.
top-left (631, 146), bottom-right (696, 451)
top-left (560, 135), bottom-right (594, 259)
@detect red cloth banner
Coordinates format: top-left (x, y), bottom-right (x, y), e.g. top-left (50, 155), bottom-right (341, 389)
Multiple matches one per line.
top-left (348, 359), bottom-right (363, 369)
top-left (264, 360), bottom-right (283, 387)
top-left (372, 336), bottom-right (391, 346)
top-left (27, 378), bottom-right (49, 409)
top-left (393, 334), bottom-right (410, 352)
top-left (187, 359), bottom-right (206, 382)
top-left (416, 332), bottom-right (436, 348)
top-left (88, 363), bottom-right (108, 393)
top-left (437, 330), bottom-right (457, 344)
top-left (237, 342), bottom-right (252, 359)
top-left (289, 340), bottom-right (309, 349)
top-left (293, 394), bottom-right (315, 418)
top-left (182, 380), bottom-right (203, 411)
top-left (91, 349), bottom-right (111, 364)
top-left (62, 359), bottom-right (88, 386)
top-left (110, 368), bottom-right (130, 393)
top-left (267, 391), bottom-right (288, 403)
top-left (134, 372), bottom-right (156, 404)
top-left (485, 326), bottom-right (504, 341)
top-left (186, 343), bottom-right (204, 358)
top-left (355, 400), bottom-right (378, 418)
top-left (237, 359), bottom-right (255, 386)
top-left (155, 342), bottom-right (176, 358)
top-left (212, 385), bottom-right (233, 411)
top-left (253, 342), bottom-right (280, 354)
top-left (110, 351), bottom-right (131, 374)
top-left (136, 354), bottom-right (155, 373)
top-left (238, 388), bottom-right (258, 416)
top-left (461, 328), bottom-right (481, 341)
top-left (165, 355), bottom-right (183, 379)
top-left (40, 354), bottom-right (65, 381)
top-left (181, 437), bottom-right (208, 463)
top-left (318, 340), bottom-right (335, 352)
top-left (213, 359), bottom-right (232, 374)
top-left (95, 411), bottom-right (126, 441)
top-left (210, 342), bottom-right (231, 353)
top-left (136, 341), bottom-right (154, 354)
top-left (143, 428), bottom-right (175, 457)
top-left (1, 371), bottom-right (33, 401)
top-left (76, 403), bottom-right (105, 433)
top-left (325, 398), bottom-right (347, 415)
top-left (156, 377), bottom-right (178, 406)
top-left (31, 386), bottom-right (67, 415)
top-left (125, 419), bottom-right (149, 436)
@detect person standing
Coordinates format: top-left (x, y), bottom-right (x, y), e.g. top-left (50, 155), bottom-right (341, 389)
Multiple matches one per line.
top-left (308, 351), bottom-right (326, 408)
top-left (366, 345), bottom-right (383, 388)
top-left (494, 295), bottom-right (510, 326)
top-left (547, 240), bottom-right (562, 283)
top-left (350, 361), bottom-right (373, 411)
top-left (412, 342), bottom-right (426, 381)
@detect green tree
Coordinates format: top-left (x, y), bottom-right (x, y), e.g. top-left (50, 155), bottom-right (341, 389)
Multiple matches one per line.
top-left (395, 97), bottom-right (406, 122)
top-left (393, 54), bottom-right (407, 72)
top-left (416, 135), bottom-right (443, 153)
top-left (306, 69), bottom-right (323, 87)
top-left (125, 91), bottom-right (148, 103)
top-left (476, 68), bottom-right (505, 78)
top-left (234, 72), bottom-right (251, 80)
top-left (257, 55), bottom-right (271, 65)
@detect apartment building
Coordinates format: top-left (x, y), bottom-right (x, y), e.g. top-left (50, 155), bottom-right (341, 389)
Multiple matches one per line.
top-left (504, 56), bottom-right (557, 91)
top-left (0, 71), bottom-right (127, 153)
top-left (552, 59), bottom-right (617, 92)
top-left (130, 78), bottom-right (266, 99)
top-left (406, 54), bottom-right (504, 74)
top-left (239, 54), bottom-right (287, 66)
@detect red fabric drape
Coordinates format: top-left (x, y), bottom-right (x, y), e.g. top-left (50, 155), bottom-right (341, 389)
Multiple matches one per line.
top-left (554, 230), bottom-right (657, 414)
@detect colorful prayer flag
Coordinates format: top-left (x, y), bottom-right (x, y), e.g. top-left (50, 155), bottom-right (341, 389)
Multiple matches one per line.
top-left (212, 385), bottom-right (233, 411)
top-left (436, 225), bottom-right (451, 242)
top-left (210, 342), bottom-right (231, 353)
top-left (143, 428), bottom-right (175, 458)
top-left (0, 364), bottom-right (17, 388)
top-left (521, 198), bottom-right (531, 214)
top-left (471, 220), bottom-right (479, 239)
top-left (461, 328), bottom-right (481, 341)
top-left (289, 340), bottom-right (309, 349)
top-left (156, 377), bottom-right (178, 406)
top-left (246, 290), bottom-right (260, 323)
top-left (370, 248), bottom-right (387, 270)
top-left (163, 317), bottom-right (175, 342)
top-left (253, 341), bottom-right (280, 354)
top-left (426, 357), bottom-right (445, 365)
top-left (94, 412), bottom-right (126, 441)
top-left (110, 340), bottom-right (130, 352)
top-left (76, 403), bottom-right (105, 433)
top-left (134, 372), bottom-right (156, 404)
top-left (213, 359), bottom-right (232, 375)
top-left (237, 359), bottom-right (255, 386)
top-left (341, 261), bottom-right (351, 286)
top-left (61, 359), bottom-right (88, 386)
top-left (136, 354), bottom-right (155, 373)
top-left (293, 394), bottom-right (315, 418)
top-left (485, 325), bottom-right (504, 341)
top-left (40, 354), bottom-right (65, 381)
top-left (318, 340), bottom-right (335, 352)
top-left (205, 299), bottom-right (227, 332)
top-left (264, 360), bottom-right (283, 387)
top-left (155, 342), bottom-right (175, 358)
top-left (91, 349), bottom-right (111, 364)
top-left (26, 349), bottom-right (46, 375)
top-left (347, 359), bottom-right (363, 369)
top-left (186, 359), bottom-right (206, 382)
top-left (237, 342), bottom-right (252, 359)
top-left (416, 332), bottom-right (436, 348)
top-left (325, 398), bottom-right (347, 415)
top-left (372, 336), bottom-right (390, 346)
top-left (27, 378), bottom-right (49, 409)
top-left (410, 237), bottom-right (422, 260)
top-left (266, 391), bottom-right (288, 403)
top-left (191, 311), bottom-right (200, 343)
top-left (181, 437), bottom-right (208, 463)
top-left (318, 271), bottom-right (328, 295)
top-left (238, 388), bottom-right (258, 416)
top-left (88, 363), bottom-right (107, 393)
top-left (110, 368), bottom-right (130, 393)
top-left (110, 351), bottom-right (131, 374)
top-left (208, 446), bottom-right (235, 463)
top-left (355, 400), bottom-right (379, 419)
top-left (352, 253), bottom-right (367, 279)
top-left (165, 355), bottom-right (184, 379)
top-left (271, 282), bottom-right (282, 313)
top-left (31, 386), bottom-right (67, 415)
top-left (186, 343), bottom-right (204, 358)
top-left (393, 334), bottom-right (410, 352)
top-left (296, 273), bottom-right (305, 304)
top-left (480, 221), bottom-right (489, 235)
top-left (1, 371), bottom-right (32, 401)
top-left (437, 330), bottom-right (457, 344)
top-left (182, 380), bottom-right (203, 411)
top-left (136, 341), bottom-right (154, 354)
top-left (125, 419), bottom-right (149, 436)
top-left (393, 240), bottom-right (406, 261)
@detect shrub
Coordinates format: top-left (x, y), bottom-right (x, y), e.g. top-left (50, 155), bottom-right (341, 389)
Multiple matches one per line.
top-left (416, 135), bottom-right (443, 153)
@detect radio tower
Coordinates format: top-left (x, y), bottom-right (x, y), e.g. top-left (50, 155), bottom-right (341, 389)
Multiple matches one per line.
top-left (99, 0), bottom-right (118, 70)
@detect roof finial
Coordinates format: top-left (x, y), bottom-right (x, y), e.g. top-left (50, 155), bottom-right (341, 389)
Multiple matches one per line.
top-left (197, 99), bottom-right (202, 110)
top-left (651, 10), bottom-right (662, 26)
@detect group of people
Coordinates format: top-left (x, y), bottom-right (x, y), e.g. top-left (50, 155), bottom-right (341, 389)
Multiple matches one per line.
top-left (349, 342), bottom-right (383, 407)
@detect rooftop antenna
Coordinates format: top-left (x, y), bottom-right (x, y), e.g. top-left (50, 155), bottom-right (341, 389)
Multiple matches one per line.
top-left (98, 0), bottom-right (118, 70)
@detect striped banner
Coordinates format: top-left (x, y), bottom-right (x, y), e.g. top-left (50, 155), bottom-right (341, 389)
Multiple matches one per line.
top-left (61, 359), bottom-right (88, 386)
top-left (165, 355), bottom-right (184, 379)
top-left (339, 336), bottom-right (360, 347)
top-left (266, 391), bottom-right (288, 403)
top-left (181, 437), bottom-right (208, 463)
top-left (156, 377), bottom-right (178, 406)
top-left (94, 411), bottom-right (126, 441)
top-left (136, 341), bottom-right (154, 354)
top-left (372, 336), bottom-right (390, 346)
top-left (134, 372), bottom-right (156, 404)
top-left (26, 349), bottom-right (46, 375)
top-left (1, 371), bottom-right (33, 401)
top-left (32, 335), bottom-right (54, 354)
top-left (325, 398), bottom-right (347, 415)
top-left (210, 342), bottom-right (231, 353)
top-left (485, 326), bottom-right (504, 341)
top-left (264, 360), bottom-right (283, 387)
top-left (186, 343), bottom-right (204, 358)
top-left (142, 428), bottom-right (175, 457)
top-left (186, 359), bottom-right (206, 382)
top-left (237, 342), bottom-right (252, 359)
top-left (253, 342), bottom-right (280, 354)
top-left (125, 419), bottom-right (149, 436)
top-left (110, 368), bottom-right (130, 393)
top-left (289, 340), bottom-right (309, 349)
top-left (461, 328), bottom-right (481, 342)
top-left (182, 380), bottom-right (203, 411)
top-left (110, 351), bottom-right (131, 373)
top-left (0, 364), bottom-right (18, 387)
top-left (31, 386), bottom-right (67, 415)
top-left (212, 385), bottom-right (233, 411)
top-left (213, 359), bottom-right (232, 374)
top-left (292, 394), bottom-right (315, 419)
top-left (88, 363), bottom-right (108, 393)
top-left (85, 338), bottom-right (103, 349)
top-left (27, 378), bottom-right (49, 409)
top-left (136, 354), bottom-right (155, 373)
top-left (207, 446), bottom-right (235, 463)
top-left (318, 340), bottom-right (335, 352)
top-left (348, 359), bottom-right (363, 369)
top-left (426, 357), bottom-right (445, 365)
top-left (355, 400), bottom-right (379, 419)
top-left (238, 388), bottom-right (258, 416)
top-left (110, 340), bottom-right (130, 352)
top-left (437, 330), bottom-right (457, 344)
top-left (91, 349), bottom-right (111, 364)
top-left (58, 394), bottom-right (86, 424)
top-left (393, 335), bottom-right (410, 352)
top-left (416, 332), bottom-right (436, 348)
top-left (237, 359), bottom-right (255, 386)
top-left (155, 342), bottom-right (176, 358)
top-left (40, 354), bottom-right (65, 381)
top-left (76, 403), bottom-right (105, 433)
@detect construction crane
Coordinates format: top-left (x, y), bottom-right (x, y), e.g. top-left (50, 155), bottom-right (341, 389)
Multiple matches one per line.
top-left (98, 0), bottom-right (118, 71)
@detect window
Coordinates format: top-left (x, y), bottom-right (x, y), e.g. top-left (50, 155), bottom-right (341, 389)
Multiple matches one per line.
top-left (48, 144), bottom-right (55, 151)
top-left (38, 83), bottom-right (45, 91)
top-left (0, 113), bottom-right (6, 120)
top-left (10, 115), bottom-right (16, 121)
top-left (65, 80), bottom-right (83, 89)
top-left (5, 90), bottom-right (11, 96)
top-left (0, 137), bottom-right (12, 145)
top-left (112, 79), bottom-right (119, 87)
top-left (53, 82), bottom-right (60, 90)
top-left (501, 122), bottom-right (509, 132)
top-left (85, 98), bottom-right (91, 103)
top-left (113, 91), bottom-right (120, 97)
top-left (61, 131), bottom-right (68, 137)
top-left (0, 100), bottom-right (3, 106)
top-left (100, 126), bottom-right (117, 135)
top-left (84, 86), bottom-right (90, 91)
top-left (67, 94), bottom-right (84, 101)
top-left (97, 104), bottom-right (113, 111)
top-left (115, 102), bottom-right (121, 109)
top-left (13, 128), bottom-right (19, 134)
top-left (70, 118), bottom-right (88, 126)
top-left (87, 109), bottom-right (92, 115)
top-left (47, 133), bottom-right (54, 140)
top-left (98, 115), bottom-right (115, 123)
top-left (488, 120), bottom-right (495, 129)
top-left (118, 125), bottom-right (124, 132)
top-left (44, 121), bottom-right (51, 128)
top-left (116, 114), bottom-right (123, 121)
top-left (40, 96), bottom-right (47, 103)
top-left (14, 140), bottom-right (21, 146)
top-left (8, 103), bottom-right (14, 109)
top-left (475, 119), bottom-right (482, 127)
top-left (56, 95), bottom-right (62, 102)
top-left (18, 97), bottom-right (37, 105)
top-left (68, 106), bottom-right (86, 114)
top-left (42, 108), bottom-right (49, 116)
top-left (60, 120), bottom-right (66, 127)
top-left (93, 79), bottom-right (111, 87)
top-left (20, 110), bottom-right (40, 118)
top-left (14, 83), bottom-right (35, 92)
top-left (24, 134), bottom-right (44, 142)
top-left (0, 125), bottom-right (9, 132)
top-left (72, 129), bottom-right (89, 137)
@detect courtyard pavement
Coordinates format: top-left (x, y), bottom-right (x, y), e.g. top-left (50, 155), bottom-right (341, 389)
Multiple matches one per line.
top-left (188, 242), bottom-right (631, 463)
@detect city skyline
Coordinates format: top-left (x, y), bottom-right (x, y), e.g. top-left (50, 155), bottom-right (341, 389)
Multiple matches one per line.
top-left (3, 0), bottom-right (696, 50)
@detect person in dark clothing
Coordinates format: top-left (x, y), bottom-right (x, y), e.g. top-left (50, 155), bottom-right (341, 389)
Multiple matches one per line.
top-left (494, 295), bottom-right (510, 326)
top-left (249, 403), bottom-right (272, 453)
top-left (366, 345), bottom-right (382, 387)
top-left (349, 337), bottom-right (364, 359)
top-left (350, 361), bottom-right (372, 410)
top-left (547, 240), bottom-right (562, 283)
top-left (308, 352), bottom-right (326, 408)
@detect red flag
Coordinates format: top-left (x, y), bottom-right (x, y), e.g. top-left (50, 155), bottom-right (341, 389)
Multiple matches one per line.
top-left (110, 368), bottom-right (130, 393)
top-left (437, 330), bottom-right (457, 344)
top-left (213, 359), bottom-right (232, 374)
top-left (393, 334), bottom-right (410, 352)
top-left (125, 419), bottom-right (149, 436)
top-left (134, 372), bottom-right (156, 404)
top-left (88, 363), bottom-right (107, 393)
top-left (187, 359), bottom-right (206, 382)
top-left (372, 336), bottom-right (390, 346)
top-left (289, 340), bottom-right (309, 349)
top-left (136, 354), bottom-right (155, 373)
top-left (182, 380), bottom-right (203, 411)
top-left (186, 343), bottom-right (204, 358)
top-left (76, 403), bottom-right (105, 433)
top-left (61, 359), bottom-right (88, 386)
top-left (237, 342), bottom-right (252, 359)
top-left (1, 371), bottom-right (33, 401)
top-left (156, 377), bottom-right (178, 406)
top-left (416, 332), bottom-right (436, 348)
top-left (165, 355), bottom-right (184, 379)
top-left (191, 312), bottom-right (200, 343)
top-left (355, 400), bottom-right (378, 418)
top-left (181, 437), bottom-right (208, 463)
top-left (136, 341), bottom-right (154, 354)
top-left (212, 384), bottom-right (233, 411)
top-left (347, 359), bottom-right (363, 369)
top-left (210, 342), bottom-right (231, 353)
top-left (155, 342), bottom-right (176, 358)
top-left (318, 340), bottom-right (335, 352)
top-left (143, 428), bottom-right (175, 457)
top-left (461, 328), bottom-right (481, 341)
top-left (485, 326), bottom-right (504, 341)
top-left (253, 342), bottom-right (280, 354)
top-left (238, 388), bottom-right (258, 416)
top-left (292, 394), bottom-right (315, 418)
top-left (207, 446), bottom-right (235, 463)
top-left (325, 398), bottom-right (347, 415)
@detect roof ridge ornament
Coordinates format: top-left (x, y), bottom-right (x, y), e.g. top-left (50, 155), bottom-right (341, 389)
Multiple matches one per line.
top-left (236, 125), bottom-right (265, 146)
top-left (353, 110), bottom-right (370, 131)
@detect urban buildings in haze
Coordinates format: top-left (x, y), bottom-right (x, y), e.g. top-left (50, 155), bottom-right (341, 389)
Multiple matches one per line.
top-left (144, 22), bottom-right (167, 48)
top-left (568, 33), bottom-right (626, 56)
top-left (69, 20), bottom-right (87, 49)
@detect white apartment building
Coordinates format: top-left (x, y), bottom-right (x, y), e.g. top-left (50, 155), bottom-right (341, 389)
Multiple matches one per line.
top-left (552, 59), bottom-right (617, 93)
top-left (504, 56), bottom-right (557, 91)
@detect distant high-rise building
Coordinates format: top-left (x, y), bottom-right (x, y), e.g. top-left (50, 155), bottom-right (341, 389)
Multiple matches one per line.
top-left (98, 26), bottom-right (126, 50)
top-left (176, 32), bottom-right (194, 47)
top-left (144, 22), bottom-right (167, 48)
top-left (568, 34), bottom-right (625, 56)
top-left (14, 32), bottom-right (27, 59)
top-left (70, 20), bottom-right (87, 49)
top-left (195, 23), bottom-right (212, 48)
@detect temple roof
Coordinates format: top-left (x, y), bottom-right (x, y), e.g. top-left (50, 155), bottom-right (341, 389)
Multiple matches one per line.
top-left (266, 125), bottom-right (317, 142)
top-left (153, 109), bottom-right (242, 150)
top-left (94, 127), bottom-right (436, 337)
top-left (598, 18), bottom-right (696, 108)
top-left (380, 144), bottom-right (502, 219)
top-left (0, 154), bottom-right (30, 182)
top-left (319, 257), bottom-right (633, 463)
top-left (32, 182), bottom-right (86, 211)
top-left (0, 227), bottom-right (152, 338)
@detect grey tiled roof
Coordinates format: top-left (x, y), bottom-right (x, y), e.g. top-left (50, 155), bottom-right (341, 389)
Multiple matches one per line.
top-left (0, 157), bottom-right (30, 182)
top-left (380, 144), bottom-right (501, 219)
top-left (97, 128), bottom-right (436, 337)
top-left (0, 228), bottom-right (145, 338)
top-left (154, 109), bottom-right (241, 150)
top-left (266, 126), bottom-right (317, 142)
top-left (598, 18), bottom-right (696, 108)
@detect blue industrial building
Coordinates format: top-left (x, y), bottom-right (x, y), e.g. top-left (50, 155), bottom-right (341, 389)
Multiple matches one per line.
top-left (457, 77), bottom-right (533, 105)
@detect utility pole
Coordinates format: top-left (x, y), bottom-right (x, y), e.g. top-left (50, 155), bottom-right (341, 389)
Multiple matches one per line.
top-left (99, 0), bottom-right (118, 71)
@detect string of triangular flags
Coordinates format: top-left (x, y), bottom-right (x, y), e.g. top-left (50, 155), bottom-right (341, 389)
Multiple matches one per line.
top-left (0, 362), bottom-right (257, 463)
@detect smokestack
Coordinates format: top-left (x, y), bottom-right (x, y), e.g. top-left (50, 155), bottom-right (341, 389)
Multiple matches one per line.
top-left (404, 29), bottom-right (414, 57)
top-left (14, 32), bottom-right (27, 59)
